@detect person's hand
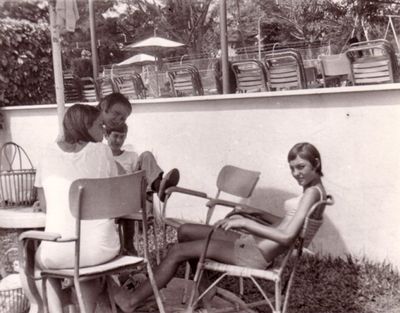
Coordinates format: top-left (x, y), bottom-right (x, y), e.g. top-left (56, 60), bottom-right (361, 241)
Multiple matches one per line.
top-left (215, 216), bottom-right (245, 231)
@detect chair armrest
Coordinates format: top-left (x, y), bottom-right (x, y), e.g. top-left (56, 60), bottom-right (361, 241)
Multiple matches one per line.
top-left (19, 231), bottom-right (77, 243)
top-left (206, 198), bottom-right (262, 212)
top-left (206, 199), bottom-right (282, 225)
top-left (19, 230), bottom-right (62, 242)
top-left (165, 186), bottom-right (209, 199)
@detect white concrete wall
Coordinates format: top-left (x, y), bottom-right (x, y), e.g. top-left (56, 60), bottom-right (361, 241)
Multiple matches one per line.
top-left (1, 84), bottom-right (400, 269)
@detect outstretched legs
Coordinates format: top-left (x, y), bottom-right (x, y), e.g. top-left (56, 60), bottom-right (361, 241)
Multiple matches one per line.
top-left (115, 224), bottom-right (240, 312)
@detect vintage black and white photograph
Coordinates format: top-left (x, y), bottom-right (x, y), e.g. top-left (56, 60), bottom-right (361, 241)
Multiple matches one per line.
top-left (0, 0), bottom-right (399, 312)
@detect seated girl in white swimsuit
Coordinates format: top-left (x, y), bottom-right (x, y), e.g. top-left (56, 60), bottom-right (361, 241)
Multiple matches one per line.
top-left (114, 142), bottom-right (327, 313)
top-left (35, 104), bottom-right (119, 313)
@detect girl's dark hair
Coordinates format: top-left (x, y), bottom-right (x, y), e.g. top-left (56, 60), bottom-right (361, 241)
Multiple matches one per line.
top-left (288, 142), bottom-right (323, 176)
top-left (97, 92), bottom-right (132, 113)
top-left (63, 104), bottom-right (101, 144)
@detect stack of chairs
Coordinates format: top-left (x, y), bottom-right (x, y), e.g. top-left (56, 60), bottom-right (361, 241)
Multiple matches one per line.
top-left (230, 59), bottom-right (269, 93)
top-left (80, 77), bottom-right (98, 102)
top-left (63, 71), bottom-right (81, 103)
top-left (167, 64), bottom-right (204, 97)
top-left (264, 48), bottom-right (307, 91)
top-left (345, 39), bottom-right (399, 85)
top-left (96, 76), bottom-right (117, 99)
top-left (131, 72), bottom-right (147, 99)
top-left (111, 65), bottom-right (147, 99)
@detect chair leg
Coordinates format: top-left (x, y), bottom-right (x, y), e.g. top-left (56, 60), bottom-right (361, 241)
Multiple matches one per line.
top-left (181, 261), bottom-right (191, 304)
top-left (282, 265), bottom-right (298, 313)
top-left (239, 277), bottom-right (244, 297)
top-left (74, 279), bottom-right (87, 313)
top-left (134, 220), bottom-right (140, 254)
top-left (41, 277), bottom-right (49, 313)
top-left (106, 277), bottom-right (118, 313)
top-left (151, 221), bottom-right (161, 265)
top-left (146, 261), bottom-right (166, 313)
top-left (274, 280), bottom-right (282, 313)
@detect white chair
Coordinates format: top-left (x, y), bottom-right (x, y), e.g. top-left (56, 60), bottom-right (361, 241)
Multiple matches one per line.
top-left (19, 171), bottom-right (166, 313)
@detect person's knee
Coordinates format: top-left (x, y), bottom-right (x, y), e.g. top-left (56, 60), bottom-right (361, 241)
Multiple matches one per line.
top-left (166, 243), bottom-right (185, 261)
top-left (177, 224), bottom-right (193, 242)
top-left (140, 151), bottom-right (156, 160)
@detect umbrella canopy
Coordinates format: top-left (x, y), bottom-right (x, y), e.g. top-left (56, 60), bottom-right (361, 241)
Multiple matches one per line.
top-left (124, 36), bottom-right (185, 53)
top-left (118, 53), bottom-right (156, 66)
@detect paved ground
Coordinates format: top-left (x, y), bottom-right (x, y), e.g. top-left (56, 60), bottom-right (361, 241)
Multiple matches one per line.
top-left (96, 278), bottom-right (244, 313)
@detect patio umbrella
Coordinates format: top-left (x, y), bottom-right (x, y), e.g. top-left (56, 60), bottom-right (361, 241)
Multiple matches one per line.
top-left (117, 53), bottom-right (156, 66)
top-left (124, 36), bottom-right (184, 70)
top-left (123, 36), bottom-right (185, 96)
top-left (124, 36), bottom-right (185, 52)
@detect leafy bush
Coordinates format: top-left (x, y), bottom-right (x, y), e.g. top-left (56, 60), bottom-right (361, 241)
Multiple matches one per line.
top-left (0, 17), bottom-right (55, 106)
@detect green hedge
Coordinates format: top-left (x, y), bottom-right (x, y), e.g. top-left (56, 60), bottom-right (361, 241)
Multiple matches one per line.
top-left (0, 18), bottom-right (55, 106)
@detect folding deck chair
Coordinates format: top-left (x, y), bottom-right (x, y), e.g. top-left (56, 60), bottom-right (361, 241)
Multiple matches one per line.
top-left (167, 64), bottom-right (204, 97)
top-left (111, 65), bottom-right (147, 99)
top-left (161, 165), bottom-right (261, 244)
top-left (346, 39), bottom-right (399, 85)
top-left (18, 171), bottom-right (165, 313)
top-left (264, 49), bottom-right (307, 91)
top-left (97, 76), bottom-right (117, 98)
top-left (184, 195), bottom-right (334, 313)
top-left (80, 77), bottom-right (98, 102)
top-left (63, 71), bottom-right (82, 103)
top-left (230, 60), bottom-right (269, 93)
top-left (160, 165), bottom-right (261, 303)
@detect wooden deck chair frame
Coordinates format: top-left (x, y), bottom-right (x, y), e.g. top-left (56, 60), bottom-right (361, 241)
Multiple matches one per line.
top-left (230, 60), bottom-right (269, 93)
top-left (167, 64), bottom-right (204, 97)
top-left (160, 165), bottom-right (260, 303)
top-left (264, 49), bottom-right (307, 91)
top-left (18, 171), bottom-right (165, 313)
top-left (185, 195), bottom-right (334, 313)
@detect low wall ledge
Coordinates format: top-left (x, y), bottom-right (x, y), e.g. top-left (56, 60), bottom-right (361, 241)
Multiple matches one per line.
top-left (1, 83), bottom-right (400, 111)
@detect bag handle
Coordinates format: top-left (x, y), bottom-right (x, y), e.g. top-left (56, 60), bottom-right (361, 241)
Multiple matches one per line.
top-left (0, 142), bottom-right (35, 171)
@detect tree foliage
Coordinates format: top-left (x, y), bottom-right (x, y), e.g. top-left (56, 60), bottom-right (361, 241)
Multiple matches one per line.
top-left (1, 0), bottom-right (400, 106)
top-left (0, 17), bottom-right (54, 106)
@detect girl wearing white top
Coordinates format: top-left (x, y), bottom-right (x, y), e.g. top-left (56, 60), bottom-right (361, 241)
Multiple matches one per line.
top-left (35, 104), bottom-right (119, 313)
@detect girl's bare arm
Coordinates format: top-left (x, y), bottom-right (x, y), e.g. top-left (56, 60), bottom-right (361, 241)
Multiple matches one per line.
top-left (217, 188), bottom-right (321, 246)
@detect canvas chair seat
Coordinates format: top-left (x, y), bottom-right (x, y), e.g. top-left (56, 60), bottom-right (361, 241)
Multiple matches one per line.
top-left (41, 255), bottom-right (144, 278)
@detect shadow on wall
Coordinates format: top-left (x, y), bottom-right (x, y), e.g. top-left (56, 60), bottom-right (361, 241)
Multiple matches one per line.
top-left (246, 187), bottom-right (349, 257)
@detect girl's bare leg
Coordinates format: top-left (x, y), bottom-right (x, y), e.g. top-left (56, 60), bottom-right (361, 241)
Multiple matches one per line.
top-left (178, 223), bottom-right (241, 243)
top-left (114, 235), bottom-right (237, 312)
top-left (79, 278), bottom-right (104, 312)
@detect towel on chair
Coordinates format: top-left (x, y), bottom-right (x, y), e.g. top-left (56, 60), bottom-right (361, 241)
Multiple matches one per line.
top-left (56, 0), bottom-right (79, 32)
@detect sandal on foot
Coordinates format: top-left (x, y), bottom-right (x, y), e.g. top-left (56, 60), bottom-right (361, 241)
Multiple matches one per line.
top-left (109, 283), bottom-right (136, 313)
top-left (158, 168), bottom-right (180, 202)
